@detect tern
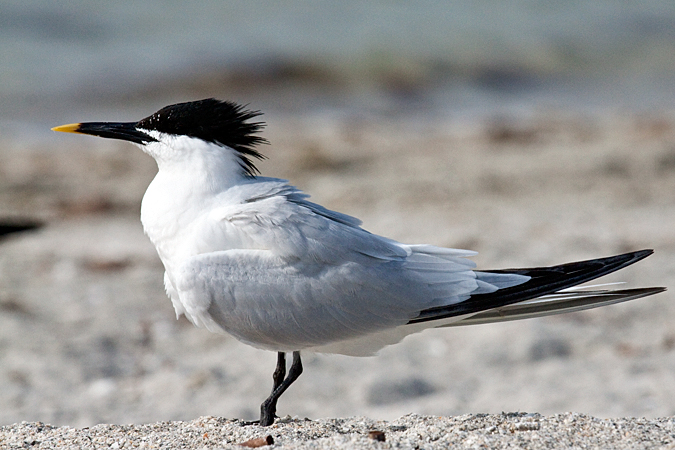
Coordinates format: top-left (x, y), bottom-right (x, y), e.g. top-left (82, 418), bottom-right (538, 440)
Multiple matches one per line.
top-left (53, 98), bottom-right (665, 426)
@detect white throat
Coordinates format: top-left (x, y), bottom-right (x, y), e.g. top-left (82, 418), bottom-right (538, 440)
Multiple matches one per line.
top-left (138, 132), bottom-right (248, 267)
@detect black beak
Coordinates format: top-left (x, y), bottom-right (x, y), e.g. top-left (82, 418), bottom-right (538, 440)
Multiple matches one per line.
top-left (51, 122), bottom-right (157, 145)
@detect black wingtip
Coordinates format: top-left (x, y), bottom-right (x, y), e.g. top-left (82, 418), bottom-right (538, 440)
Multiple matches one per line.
top-left (441, 286), bottom-right (666, 327)
top-left (482, 249), bottom-right (654, 279)
top-left (409, 249), bottom-right (658, 324)
top-left (622, 248), bottom-right (653, 262)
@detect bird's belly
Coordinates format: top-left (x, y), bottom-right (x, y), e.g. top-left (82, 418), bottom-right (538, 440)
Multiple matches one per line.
top-left (174, 256), bottom-right (422, 352)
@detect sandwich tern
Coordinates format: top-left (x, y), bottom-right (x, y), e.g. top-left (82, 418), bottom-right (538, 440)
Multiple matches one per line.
top-left (53, 98), bottom-right (665, 426)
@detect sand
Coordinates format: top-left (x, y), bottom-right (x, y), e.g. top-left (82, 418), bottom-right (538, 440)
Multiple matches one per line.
top-left (1, 110), bottom-right (674, 447)
top-left (2, 414), bottom-right (675, 449)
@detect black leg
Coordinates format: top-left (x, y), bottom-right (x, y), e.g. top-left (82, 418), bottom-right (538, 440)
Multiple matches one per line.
top-left (272, 352), bottom-right (286, 392)
top-left (259, 351), bottom-right (303, 426)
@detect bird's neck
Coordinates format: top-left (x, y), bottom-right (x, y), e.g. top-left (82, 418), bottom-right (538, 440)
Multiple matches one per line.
top-left (146, 136), bottom-right (247, 192)
top-left (139, 139), bottom-right (248, 264)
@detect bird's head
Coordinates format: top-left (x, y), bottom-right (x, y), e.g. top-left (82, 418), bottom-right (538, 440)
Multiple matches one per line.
top-left (52, 98), bottom-right (268, 176)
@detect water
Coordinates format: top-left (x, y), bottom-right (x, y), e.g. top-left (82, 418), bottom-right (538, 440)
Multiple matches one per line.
top-left (2, 0), bottom-right (675, 138)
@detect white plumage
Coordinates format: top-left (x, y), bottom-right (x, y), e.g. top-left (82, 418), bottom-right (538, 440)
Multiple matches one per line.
top-left (139, 134), bottom-right (526, 355)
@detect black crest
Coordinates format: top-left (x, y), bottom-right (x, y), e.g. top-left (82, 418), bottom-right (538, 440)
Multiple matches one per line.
top-left (136, 98), bottom-right (268, 176)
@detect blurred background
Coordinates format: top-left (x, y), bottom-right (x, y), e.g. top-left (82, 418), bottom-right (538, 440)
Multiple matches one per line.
top-left (4, 0), bottom-right (675, 131)
top-left (1, 0), bottom-right (675, 427)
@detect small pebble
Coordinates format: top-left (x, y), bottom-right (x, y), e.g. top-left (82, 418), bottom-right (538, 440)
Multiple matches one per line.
top-left (239, 435), bottom-right (274, 447)
top-left (368, 430), bottom-right (386, 442)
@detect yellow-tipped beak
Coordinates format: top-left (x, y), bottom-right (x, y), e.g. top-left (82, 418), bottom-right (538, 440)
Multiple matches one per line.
top-left (51, 123), bottom-right (82, 134)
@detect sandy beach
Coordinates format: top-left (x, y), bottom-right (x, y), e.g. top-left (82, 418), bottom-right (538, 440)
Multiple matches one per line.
top-left (2, 413), bottom-right (675, 449)
top-left (1, 111), bottom-right (674, 448)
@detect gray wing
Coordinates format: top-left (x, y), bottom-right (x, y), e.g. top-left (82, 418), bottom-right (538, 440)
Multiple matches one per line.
top-left (168, 180), bottom-right (526, 351)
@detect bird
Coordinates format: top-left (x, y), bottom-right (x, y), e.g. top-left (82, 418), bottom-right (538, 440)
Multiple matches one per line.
top-left (52, 98), bottom-right (665, 426)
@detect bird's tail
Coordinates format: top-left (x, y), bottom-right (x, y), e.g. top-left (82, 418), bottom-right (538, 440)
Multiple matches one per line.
top-left (439, 286), bottom-right (664, 327)
top-left (409, 249), bottom-right (665, 325)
